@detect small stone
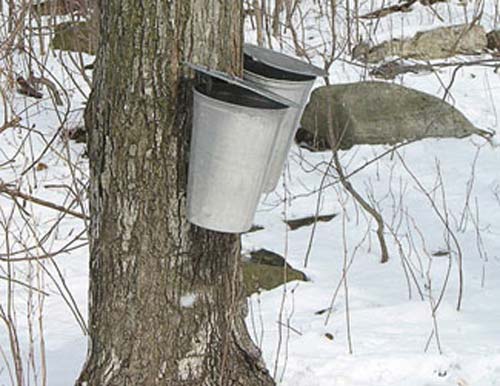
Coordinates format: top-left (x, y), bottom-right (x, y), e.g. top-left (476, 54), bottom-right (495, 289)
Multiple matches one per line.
top-left (245, 224), bottom-right (264, 233)
top-left (285, 214), bottom-right (337, 231)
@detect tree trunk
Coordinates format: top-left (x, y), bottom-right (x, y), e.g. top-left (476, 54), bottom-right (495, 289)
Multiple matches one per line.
top-left (77, 1), bottom-right (275, 385)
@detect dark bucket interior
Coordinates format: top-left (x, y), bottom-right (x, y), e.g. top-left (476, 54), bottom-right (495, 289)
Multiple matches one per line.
top-left (195, 73), bottom-right (288, 110)
top-left (244, 54), bottom-right (316, 82)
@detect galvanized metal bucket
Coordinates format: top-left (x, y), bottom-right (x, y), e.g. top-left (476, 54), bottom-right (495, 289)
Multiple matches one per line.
top-left (186, 64), bottom-right (295, 233)
top-left (243, 44), bottom-right (327, 192)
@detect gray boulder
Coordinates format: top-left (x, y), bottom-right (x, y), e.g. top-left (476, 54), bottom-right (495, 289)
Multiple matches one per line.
top-left (356, 24), bottom-right (487, 63)
top-left (300, 81), bottom-right (483, 150)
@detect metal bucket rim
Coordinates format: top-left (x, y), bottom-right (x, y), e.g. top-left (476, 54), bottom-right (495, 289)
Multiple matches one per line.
top-left (244, 43), bottom-right (328, 77)
top-left (243, 69), bottom-right (317, 87)
top-left (193, 88), bottom-right (289, 113)
top-left (186, 62), bottom-right (299, 108)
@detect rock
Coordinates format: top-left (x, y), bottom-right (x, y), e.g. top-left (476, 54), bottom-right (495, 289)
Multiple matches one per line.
top-left (66, 126), bottom-right (87, 143)
top-left (16, 76), bottom-right (43, 99)
top-left (361, 24), bottom-right (487, 63)
top-left (351, 41), bottom-right (371, 61)
top-left (487, 30), bottom-right (500, 51)
top-left (245, 224), bottom-right (264, 233)
top-left (300, 81), bottom-right (483, 150)
top-left (295, 127), bottom-right (330, 152)
top-left (285, 214), bottom-right (337, 231)
top-left (369, 61), bottom-right (433, 80)
top-left (51, 21), bottom-right (97, 55)
top-left (243, 249), bottom-right (307, 296)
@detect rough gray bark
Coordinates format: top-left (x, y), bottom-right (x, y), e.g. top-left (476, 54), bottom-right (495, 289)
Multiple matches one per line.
top-left (77, 1), bottom-right (275, 385)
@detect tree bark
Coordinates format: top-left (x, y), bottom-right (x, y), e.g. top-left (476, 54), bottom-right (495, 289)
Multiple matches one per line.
top-left (77, 1), bottom-right (274, 385)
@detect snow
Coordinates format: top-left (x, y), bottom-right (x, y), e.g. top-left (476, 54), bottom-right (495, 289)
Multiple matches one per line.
top-left (1, 0), bottom-right (499, 385)
top-left (180, 293), bottom-right (198, 308)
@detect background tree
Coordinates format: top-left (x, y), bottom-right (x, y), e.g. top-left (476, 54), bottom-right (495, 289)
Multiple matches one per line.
top-left (76, 1), bottom-right (275, 385)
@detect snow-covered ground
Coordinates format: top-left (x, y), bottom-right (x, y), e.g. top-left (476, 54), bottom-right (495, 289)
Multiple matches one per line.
top-left (1, 1), bottom-right (499, 385)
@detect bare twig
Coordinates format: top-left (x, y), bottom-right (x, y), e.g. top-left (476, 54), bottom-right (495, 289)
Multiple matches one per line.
top-left (396, 152), bottom-right (464, 311)
top-left (0, 184), bottom-right (88, 220)
top-left (333, 151), bottom-right (390, 263)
